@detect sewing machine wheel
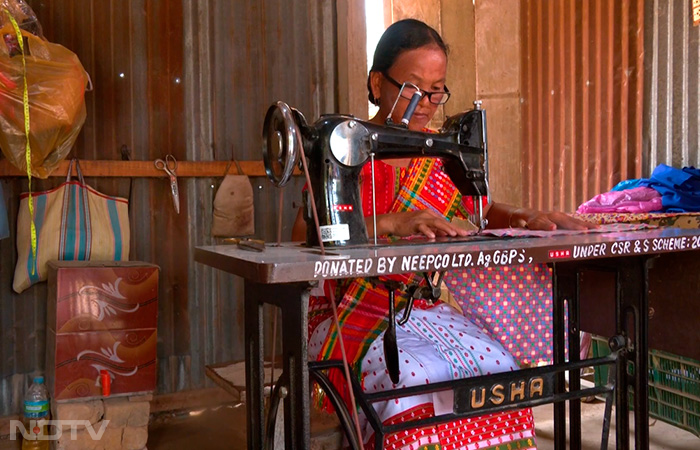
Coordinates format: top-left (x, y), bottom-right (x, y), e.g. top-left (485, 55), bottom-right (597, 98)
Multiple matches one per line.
top-left (263, 101), bottom-right (300, 187)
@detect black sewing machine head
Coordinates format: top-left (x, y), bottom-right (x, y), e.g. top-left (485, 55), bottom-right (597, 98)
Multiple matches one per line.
top-left (263, 101), bottom-right (489, 247)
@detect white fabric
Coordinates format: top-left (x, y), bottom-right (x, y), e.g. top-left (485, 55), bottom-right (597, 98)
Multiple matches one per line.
top-left (309, 303), bottom-right (519, 443)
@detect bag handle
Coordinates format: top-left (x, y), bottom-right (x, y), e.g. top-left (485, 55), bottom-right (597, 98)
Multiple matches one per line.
top-left (65, 158), bottom-right (86, 185)
top-left (222, 158), bottom-right (244, 177)
top-left (60, 157), bottom-right (91, 260)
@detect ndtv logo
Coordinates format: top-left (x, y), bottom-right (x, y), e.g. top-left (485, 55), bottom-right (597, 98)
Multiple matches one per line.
top-left (9, 420), bottom-right (110, 441)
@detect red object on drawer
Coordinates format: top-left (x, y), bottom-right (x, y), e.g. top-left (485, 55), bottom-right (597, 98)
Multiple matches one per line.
top-left (45, 261), bottom-right (159, 402)
top-left (101, 370), bottom-right (111, 396)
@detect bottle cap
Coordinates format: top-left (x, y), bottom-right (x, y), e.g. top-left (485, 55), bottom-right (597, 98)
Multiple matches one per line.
top-left (33, 376), bottom-right (44, 384)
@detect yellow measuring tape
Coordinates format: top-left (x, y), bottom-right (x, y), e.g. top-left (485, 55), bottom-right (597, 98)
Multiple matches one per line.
top-left (5, 10), bottom-right (37, 270)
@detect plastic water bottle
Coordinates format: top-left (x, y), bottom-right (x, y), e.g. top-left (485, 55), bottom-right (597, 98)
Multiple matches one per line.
top-left (21, 376), bottom-right (50, 450)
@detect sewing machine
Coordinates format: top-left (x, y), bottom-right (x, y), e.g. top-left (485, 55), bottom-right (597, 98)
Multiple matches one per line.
top-left (262, 100), bottom-right (490, 247)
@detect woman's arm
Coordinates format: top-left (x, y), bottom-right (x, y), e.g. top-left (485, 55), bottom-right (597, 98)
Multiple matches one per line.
top-left (484, 202), bottom-right (598, 230)
top-left (294, 207), bottom-right (469, 241)
top-left (292, 201), bottom-right (596, 243)
top-left (367, 210), bottom-right (470, 239)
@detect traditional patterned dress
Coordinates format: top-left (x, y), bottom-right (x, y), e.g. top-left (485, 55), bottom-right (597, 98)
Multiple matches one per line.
top-left (308, 158), bottom-right (539, 450)
top-left (445, 265), bottom-right (554, 367)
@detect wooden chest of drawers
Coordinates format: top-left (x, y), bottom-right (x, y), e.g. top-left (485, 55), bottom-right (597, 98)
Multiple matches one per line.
top-left (45, 261), bottom-right (159, 401)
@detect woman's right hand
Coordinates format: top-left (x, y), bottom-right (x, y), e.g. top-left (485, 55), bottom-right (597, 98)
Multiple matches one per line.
top-left (372, 210), bottom-right (470, 239)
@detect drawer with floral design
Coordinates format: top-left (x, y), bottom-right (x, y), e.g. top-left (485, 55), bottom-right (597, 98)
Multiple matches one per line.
top-left (45, 261), bottom-right (159, 401)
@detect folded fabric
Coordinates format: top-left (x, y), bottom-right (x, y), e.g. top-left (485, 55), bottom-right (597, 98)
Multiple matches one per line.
top-left (0, 183), bottom-right (8, 240)
top-left (611, 178), bottom-right (644, 191)
top-left (576, 186), bottom-right (662, 214)
top-left (638, 165), bottom-right (700, 212)
top-left (484, 223), bottom-right (653, 240)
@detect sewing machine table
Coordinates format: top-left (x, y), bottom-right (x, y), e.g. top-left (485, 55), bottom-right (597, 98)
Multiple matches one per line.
top-left (195, 227), bottom-right (700, 449)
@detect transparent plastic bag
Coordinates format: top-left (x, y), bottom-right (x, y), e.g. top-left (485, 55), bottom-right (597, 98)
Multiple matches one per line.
top-left (0, 0), bottom-right (88, 178)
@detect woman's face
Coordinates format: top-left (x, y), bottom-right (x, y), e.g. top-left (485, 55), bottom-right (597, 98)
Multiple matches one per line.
top-left (370, 45), bottom-right (448, 131)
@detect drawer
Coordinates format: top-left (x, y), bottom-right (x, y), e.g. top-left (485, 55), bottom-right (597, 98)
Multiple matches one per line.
top-left (47, 261), bottom-right (159, 332)
top-left (47, 328), bottom-right (157, 401)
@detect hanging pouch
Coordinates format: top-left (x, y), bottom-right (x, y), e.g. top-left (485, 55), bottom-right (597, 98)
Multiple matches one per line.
top-left (211, 159), bottom-right (255, 237)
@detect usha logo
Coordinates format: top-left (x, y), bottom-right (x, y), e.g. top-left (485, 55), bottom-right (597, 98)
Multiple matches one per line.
top-left (10, 420), bottom-right (110, 441)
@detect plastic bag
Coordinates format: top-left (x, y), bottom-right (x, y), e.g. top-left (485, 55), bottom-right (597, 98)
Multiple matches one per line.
top-left (0, 0), bottom-right (89, 178)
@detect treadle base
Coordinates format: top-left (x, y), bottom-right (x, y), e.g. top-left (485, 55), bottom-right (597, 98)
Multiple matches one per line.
top-left (205, 360), bottom-right (343, 449)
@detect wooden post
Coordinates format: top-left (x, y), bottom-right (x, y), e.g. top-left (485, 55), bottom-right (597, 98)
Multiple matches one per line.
top-left (336, 0), bottom-right (368, 118)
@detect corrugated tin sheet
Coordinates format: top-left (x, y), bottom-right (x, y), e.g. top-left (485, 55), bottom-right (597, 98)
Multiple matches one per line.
top-left (521, 0), bottom-right (645, 212)
top-left (644, 0), bottom-right (700, 172)
top-left (0, 0), bottom-right (334, 415)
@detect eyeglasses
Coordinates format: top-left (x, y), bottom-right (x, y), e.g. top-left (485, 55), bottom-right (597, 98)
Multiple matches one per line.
top-left (382, 73), bottom-right (451, 105)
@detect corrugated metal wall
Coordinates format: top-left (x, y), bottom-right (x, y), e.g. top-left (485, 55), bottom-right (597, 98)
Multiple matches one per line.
top-left (644, 0), bottom-right (700, 172)
top-left (0, 0), bottom-right (335, 415)
top-left (521, 0), bottom-right (645, 212)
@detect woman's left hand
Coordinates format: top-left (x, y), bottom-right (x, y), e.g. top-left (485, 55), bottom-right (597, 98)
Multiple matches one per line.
top-left (513, 211), bottom-right (599, 231)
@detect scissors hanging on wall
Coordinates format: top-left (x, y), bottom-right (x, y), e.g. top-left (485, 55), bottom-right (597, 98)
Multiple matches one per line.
top-left (154, 155), bottom-right (180, 214)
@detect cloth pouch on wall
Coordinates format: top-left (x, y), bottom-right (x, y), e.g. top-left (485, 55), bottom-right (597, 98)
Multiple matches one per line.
top-left (0, 183), bottom-right (9, 240)
top-left (211, 160), bottom-right (255, 237)
top-left (13, 159), bottom-right (130, 293)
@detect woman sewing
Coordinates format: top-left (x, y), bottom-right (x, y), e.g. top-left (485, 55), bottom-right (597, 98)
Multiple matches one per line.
top-left (293, 18), bottom-right (595, 450)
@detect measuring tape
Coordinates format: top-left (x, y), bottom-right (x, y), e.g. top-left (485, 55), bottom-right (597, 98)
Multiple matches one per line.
top-left (5, 9), bottom-right (37, 269)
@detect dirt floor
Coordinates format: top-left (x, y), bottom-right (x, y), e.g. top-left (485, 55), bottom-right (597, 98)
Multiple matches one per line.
top-left (147, 402), bottom-right (248, 450)
top-left (1, 399), bottom-right (696, 449)
top-left (146, 400), bottom-right (699, 449)
top-left (531, 401), bottom-right (698, 450)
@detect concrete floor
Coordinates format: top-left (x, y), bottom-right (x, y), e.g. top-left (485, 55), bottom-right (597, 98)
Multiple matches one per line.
top-left (147, 399), bottom-right (700, 449)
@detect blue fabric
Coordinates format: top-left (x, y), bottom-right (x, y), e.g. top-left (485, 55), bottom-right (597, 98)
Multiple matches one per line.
top-left (638, 164), bottom-right (700, 212)
top-left (611, 178), bottom-right (645, 192)
top-left (0, 184), bottom-right (9, 240)
top-left (107, 198), bottom-right (123, 260)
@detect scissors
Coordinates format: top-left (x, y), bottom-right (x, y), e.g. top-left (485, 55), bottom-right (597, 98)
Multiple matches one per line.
top-left (154, 155), bottom-right (180, 214)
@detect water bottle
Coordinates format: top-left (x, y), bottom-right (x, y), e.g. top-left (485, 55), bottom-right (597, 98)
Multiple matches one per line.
top-left (21, 376), bottom-right (50, 450)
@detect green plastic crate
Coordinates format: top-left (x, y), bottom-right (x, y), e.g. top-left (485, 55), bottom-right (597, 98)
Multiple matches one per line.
top-left (591, 335), bottom-right (700, 437)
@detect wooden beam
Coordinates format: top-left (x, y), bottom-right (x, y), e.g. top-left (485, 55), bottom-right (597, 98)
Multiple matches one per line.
top-left (0, 159), bottom-right (299, 178)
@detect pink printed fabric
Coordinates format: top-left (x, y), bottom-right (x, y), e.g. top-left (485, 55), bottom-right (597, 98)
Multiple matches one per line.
top-left (576, 186), bottom-right (662, 214)
top-left (445, 264), bottom-right (554, 366)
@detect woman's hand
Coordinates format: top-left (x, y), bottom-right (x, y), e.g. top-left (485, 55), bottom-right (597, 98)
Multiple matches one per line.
top-left (511, 210), bottom-right (599, 231)
top-left (486, 203), bottom-right (599, 231)
top-left (371, 210), bottom-right (470, 238)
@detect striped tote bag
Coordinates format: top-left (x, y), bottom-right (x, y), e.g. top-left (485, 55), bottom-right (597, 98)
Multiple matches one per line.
top-left (13, 159), bottom-right (129, 293)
